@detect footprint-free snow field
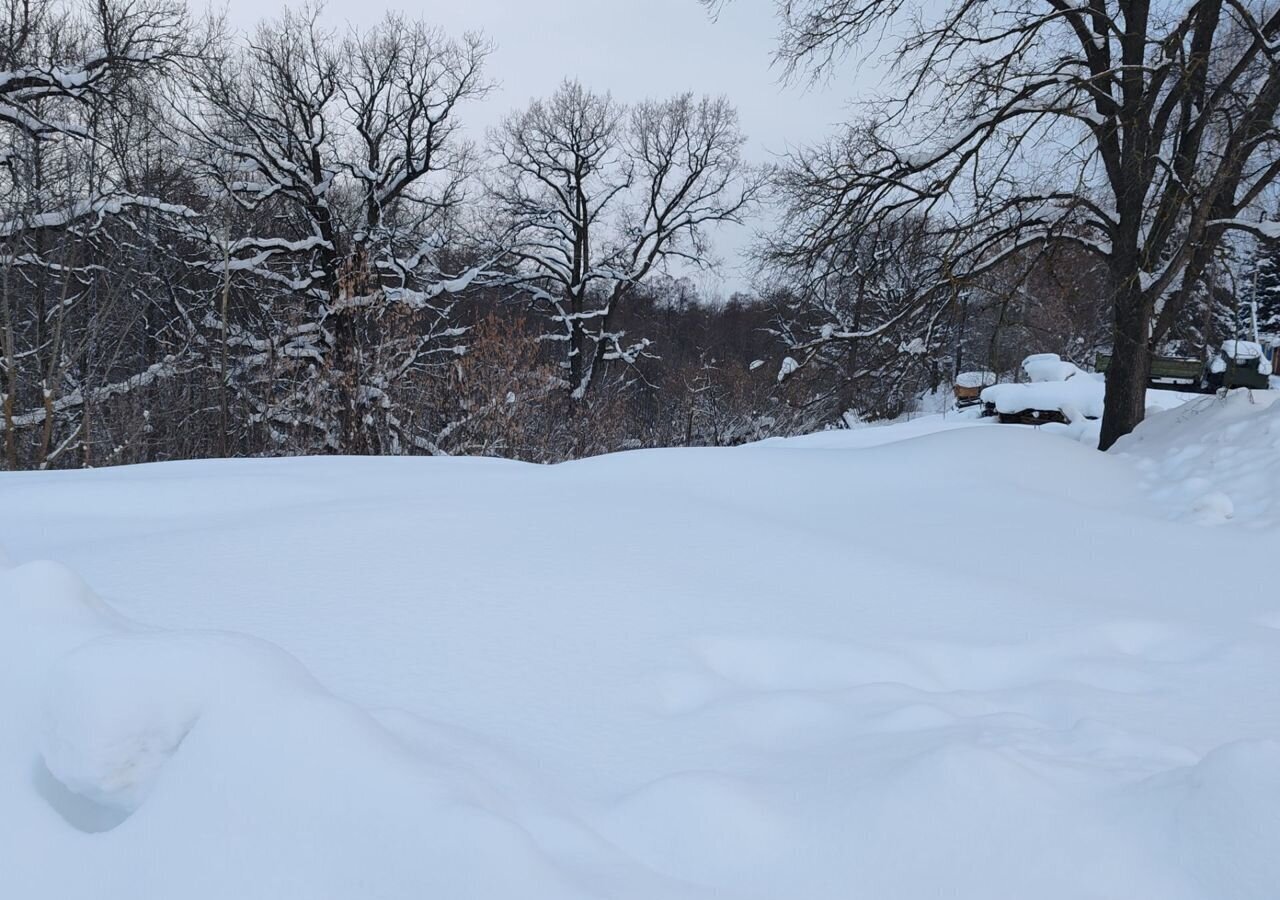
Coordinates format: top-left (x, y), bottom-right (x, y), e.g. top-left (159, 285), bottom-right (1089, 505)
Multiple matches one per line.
top-left (4, 391), bottom-right (1280, 899)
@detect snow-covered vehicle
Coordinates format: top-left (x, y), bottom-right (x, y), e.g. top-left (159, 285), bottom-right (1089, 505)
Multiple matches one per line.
top-left (1207, 340), bottom-right (1272, 391)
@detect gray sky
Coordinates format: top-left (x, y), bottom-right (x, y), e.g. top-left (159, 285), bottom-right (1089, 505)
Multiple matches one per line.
top-left (222, 0), bottom-right (866, 295)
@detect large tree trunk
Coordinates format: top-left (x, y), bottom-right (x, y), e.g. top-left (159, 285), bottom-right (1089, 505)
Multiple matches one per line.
top-left (1099, 285), bottom-right (1151, 450)
top-left (331, 247), bottom-right (375, 456)
top-left (566, 285), bottom-right (587, 400)
top-left (333, 308), bottom-right (366, 454)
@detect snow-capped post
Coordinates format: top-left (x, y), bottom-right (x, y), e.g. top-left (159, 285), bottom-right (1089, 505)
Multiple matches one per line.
top-left (712, 0), bottom-right (1280, 449)
top-left (488, 80), bottom-right (765, 402)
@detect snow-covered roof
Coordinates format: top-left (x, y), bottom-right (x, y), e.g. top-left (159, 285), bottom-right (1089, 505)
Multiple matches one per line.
top-left (1218, 340), bottom-right (1273, 375)
top-left (1221, 339), bottom-right (1262, 359)
top-left (955, 370), bottom-right (997, 388)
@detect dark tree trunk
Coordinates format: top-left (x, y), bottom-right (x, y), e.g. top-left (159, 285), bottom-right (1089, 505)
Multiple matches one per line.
top-left (568, 319), bottom-right (584, 396)
top-left (332, 246), bottom-right (375, 455)
top-left (333, 308), bottom-right (366, 453)
top-left (1099, 284), bottom-right (1151, 450)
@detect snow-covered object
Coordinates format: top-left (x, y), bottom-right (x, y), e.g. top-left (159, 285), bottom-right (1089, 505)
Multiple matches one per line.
top-left (1021, 352), bottom-right (1084, 382)
top-left (955, 370), bottom-right (997, 389)
top-left (6, 398), bottom-right (1280, 898)
top-left (981, 375), bottom-right (1105, 421)
top-left (777, 356), bottom-right (799, 382)
top-left (1218, 340), bottom-right (1273, 376)
top-left (1222, 339), bottom-right (1264, 360)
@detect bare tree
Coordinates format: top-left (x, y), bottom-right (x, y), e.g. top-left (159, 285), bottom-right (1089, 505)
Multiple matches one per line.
top-left (764, 208), bottom-right (962, 420)
top-left (181, 6), bottom-right (492, 454)
top-left (1, 0), bottom-right (191, 469)
top-left (490, 80), bottom-right (765, 400)
top-left (724, 0), bottom-right (1280, 447)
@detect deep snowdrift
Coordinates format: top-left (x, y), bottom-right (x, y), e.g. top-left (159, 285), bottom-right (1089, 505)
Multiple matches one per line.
top-left (1114, 389), bottom-right (1280, 526)
top-left (4, 392), bottom-right (1280, 899)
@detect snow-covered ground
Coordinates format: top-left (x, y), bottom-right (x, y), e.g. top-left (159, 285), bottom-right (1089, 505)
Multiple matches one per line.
top-left (4, 389), bottom-right (1280, 899)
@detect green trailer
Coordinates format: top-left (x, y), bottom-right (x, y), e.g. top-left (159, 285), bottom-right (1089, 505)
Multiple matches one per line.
top-left (1095, 348), bottom-right (1272, 391)
top-left (1094, 353), bottom-right (1205, 391)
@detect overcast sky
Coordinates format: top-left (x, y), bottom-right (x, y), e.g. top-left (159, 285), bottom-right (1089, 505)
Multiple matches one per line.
top-left (220, 0), bottom-right (872, 295)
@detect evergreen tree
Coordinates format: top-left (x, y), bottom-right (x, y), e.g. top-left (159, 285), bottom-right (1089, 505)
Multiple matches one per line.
top-left (1253, 241), bottom-right (1280, 338)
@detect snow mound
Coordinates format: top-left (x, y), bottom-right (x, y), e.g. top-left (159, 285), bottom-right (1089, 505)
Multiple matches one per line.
top-left (1114, 389), bottom-right (1280, 526)
top-left (0, 561), bottom-right (679, 900)
top-left (3, 558), bottom-right (121, 629)
top-left (42, 631), bottom-right (319, 813)
top-left (1022, 352), bottom-right (1085, 382)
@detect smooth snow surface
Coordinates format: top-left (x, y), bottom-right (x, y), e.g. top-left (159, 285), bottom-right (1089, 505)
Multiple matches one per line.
top-left (5, 392), bottom-right (1280, 899)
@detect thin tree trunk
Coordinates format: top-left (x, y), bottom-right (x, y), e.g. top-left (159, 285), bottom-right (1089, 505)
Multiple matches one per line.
top-left (219, 240), bottom-right (232, 457)
top-left (1, 264), bottom-right (17, 471)
top-left (37, 243), bottom-right (79, 467)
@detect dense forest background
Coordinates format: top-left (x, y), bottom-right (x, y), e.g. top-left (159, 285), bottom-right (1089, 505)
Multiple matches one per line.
top-left (4, 0), bottom-right (1278, 468)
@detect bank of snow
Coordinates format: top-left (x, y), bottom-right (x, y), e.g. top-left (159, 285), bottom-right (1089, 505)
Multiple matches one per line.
top-left (1115, 388), bottom-right (1280, 526)
top-left (3, 391), bottom-right (1280, 899)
